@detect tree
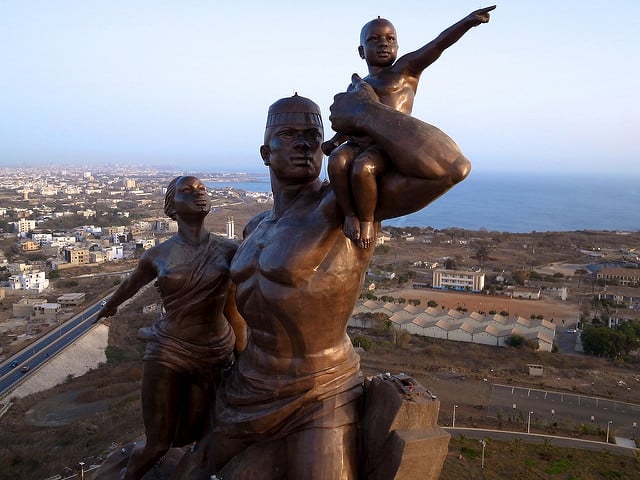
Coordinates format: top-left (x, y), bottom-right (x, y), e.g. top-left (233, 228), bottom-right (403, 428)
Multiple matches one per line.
top-left (47, 270), bottom-right (60, 279)
top-left (375, 244), bottom-right (390, 254)
top-left (581, 323), bottom-right (640, 360)
top-left (444, 258), bottom-right (457, 270)
top-left (574, 268), bottom-right (589, 288)
top-left (351, 336), bottom-right (372, 351)
top-left (472, 240), bottom-right (493, 267)
top-left (504, 334), bottom-right (525, 348)
top-left (512, 270), bottom-right (529, 285)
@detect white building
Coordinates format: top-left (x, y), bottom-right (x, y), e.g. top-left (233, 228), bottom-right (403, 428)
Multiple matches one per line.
top-left (108, 245), bottom-right (124, 260)
top-left (432, 269), bottom-right (485, 292)
top-left (16, 219), bottom-right (36, 235)
top-left (226, 217), bottom-right (235, 239)
top-left (8, 270), bottom-right (50, 293)
top-left (32, 233), bottom-right (54, 245)
top-left (52, 236), bottom-right (77, 247)
top-left (506, 286), bottom-right (541, 300)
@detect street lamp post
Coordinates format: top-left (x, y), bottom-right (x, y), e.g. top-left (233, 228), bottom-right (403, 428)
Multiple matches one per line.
top-left (453, 404), bottom-right (458, 428)
top-left (527, 411), bottom-right (534, 434)
top-left (79, 461), bottom-right (85, 480)
top-left (606, 421), bottom-right (612, 443)
top-left (480, 440), bottom-right (486, 469)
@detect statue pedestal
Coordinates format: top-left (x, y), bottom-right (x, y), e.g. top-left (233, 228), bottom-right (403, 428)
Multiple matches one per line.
top-left (361, 374), bottom-right (450, 480)
top-left (91, 438), bottom-right (184, 480)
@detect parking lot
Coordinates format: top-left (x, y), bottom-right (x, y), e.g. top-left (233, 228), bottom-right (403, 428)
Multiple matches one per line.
top-left (489, 383), bottom-right (640, 438)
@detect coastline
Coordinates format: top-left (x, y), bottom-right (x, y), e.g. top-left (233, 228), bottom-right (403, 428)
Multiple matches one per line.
top-left (206, 171), bottom-right (640, 233)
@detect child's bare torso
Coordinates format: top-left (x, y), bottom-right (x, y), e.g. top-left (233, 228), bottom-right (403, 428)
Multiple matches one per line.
top-left (362, 68), bottom-right (419, 115)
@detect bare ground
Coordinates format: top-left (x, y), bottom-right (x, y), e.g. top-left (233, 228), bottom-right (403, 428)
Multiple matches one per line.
top-left (2, 229), bottom-right (640, 478)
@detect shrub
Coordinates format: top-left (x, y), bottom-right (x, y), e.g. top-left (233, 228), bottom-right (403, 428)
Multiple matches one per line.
top-left (352, 336), bottom-right (372, 351)
top-left (105, 346), bottom-right (126, 364)
top-left (460, 447), bottom-right (480, 460)
top-left (505, 334), bottom-right (525, 348)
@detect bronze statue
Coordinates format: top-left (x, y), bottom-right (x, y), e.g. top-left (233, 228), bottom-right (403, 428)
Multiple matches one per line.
top-left (323, 6), bottom-right (495, 248)
top-left (176, 73), bottom-right (472, 478)
top-left (96, 176), bottom-right (246, 480)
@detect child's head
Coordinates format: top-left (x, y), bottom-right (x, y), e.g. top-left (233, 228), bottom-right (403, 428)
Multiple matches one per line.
top-left (358, 18), bottom-right (398, 68)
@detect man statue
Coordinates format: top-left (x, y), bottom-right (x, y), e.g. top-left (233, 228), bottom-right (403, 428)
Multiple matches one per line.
top-left (178, 77), bottom-right (471, 479)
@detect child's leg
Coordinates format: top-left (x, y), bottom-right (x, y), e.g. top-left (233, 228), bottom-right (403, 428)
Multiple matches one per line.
top-left (351, 147), bottom-right (387, 248)
top-left (328, 142), bottom-right (363, 241)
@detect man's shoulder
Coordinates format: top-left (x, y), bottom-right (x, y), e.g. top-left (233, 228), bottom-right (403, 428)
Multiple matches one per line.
top-left (244, 210), bottom-right (271, 236)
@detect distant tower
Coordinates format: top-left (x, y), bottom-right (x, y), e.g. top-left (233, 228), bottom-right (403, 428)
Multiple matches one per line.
top-left (226, 217), bottom-right (235, 239)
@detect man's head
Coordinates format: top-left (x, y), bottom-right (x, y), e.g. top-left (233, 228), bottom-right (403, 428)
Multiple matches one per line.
top-left (261, 94), bottom-right (324, 183)
top-left (263, 93), bottom-right (323, 144)
top-left (358, 17), bottom-right (398, 69)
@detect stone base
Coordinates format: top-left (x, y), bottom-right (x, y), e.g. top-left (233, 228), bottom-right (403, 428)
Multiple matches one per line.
top-left (360, 374), bottom-right (450, 480)
top-left (90, 438), bottom-right (185, 480)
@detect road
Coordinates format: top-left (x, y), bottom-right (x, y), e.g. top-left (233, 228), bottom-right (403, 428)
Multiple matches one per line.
top-left (447, 427), bottom-right (638, 457)
top-left (554, 328), bottom-right (581, 354)
top-left (0, 295), bottom-right (111, 398)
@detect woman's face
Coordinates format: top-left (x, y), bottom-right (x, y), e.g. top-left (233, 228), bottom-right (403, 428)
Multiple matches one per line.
top-left (173, 176), bottom-right (210, 218)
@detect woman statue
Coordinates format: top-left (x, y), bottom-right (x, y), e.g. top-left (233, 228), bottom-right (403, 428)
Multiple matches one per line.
top-left (96, 175), bottom-right (246, 480)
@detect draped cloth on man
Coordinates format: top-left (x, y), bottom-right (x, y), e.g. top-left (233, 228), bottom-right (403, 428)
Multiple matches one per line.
top-left (215, 339), bottom-right (363, 439)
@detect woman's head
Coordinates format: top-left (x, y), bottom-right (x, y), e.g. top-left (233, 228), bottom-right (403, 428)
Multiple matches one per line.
top-left (164, 176), bottom-right (210, 220)
top-left (164, 176), bottom-right (182, 220)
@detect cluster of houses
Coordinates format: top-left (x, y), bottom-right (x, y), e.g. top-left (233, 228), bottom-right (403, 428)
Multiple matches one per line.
top-left (351, 299), bottom-right (556, 352)
top-left (0, 294), bottom-right (87, 337)
top-left (15, 222), bottom-right (176, 264)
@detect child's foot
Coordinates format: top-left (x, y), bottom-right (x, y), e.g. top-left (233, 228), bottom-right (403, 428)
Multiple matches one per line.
top-left (343, 216), bottom-right (360, 242)
top-left (357, 221), bottom-right (375, 249)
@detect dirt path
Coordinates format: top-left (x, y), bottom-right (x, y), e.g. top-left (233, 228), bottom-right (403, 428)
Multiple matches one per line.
top-left (25, 388), bottom-right (137, 427)
top-left (382, 287), bottom-right (580, 325)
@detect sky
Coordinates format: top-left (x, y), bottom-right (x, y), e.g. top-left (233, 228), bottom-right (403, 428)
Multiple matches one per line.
top-left (1, 1), bottom-right (639, 175)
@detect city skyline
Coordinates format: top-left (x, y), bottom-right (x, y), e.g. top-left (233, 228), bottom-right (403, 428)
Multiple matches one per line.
top-left (1, 1), bottom-right (639, 175)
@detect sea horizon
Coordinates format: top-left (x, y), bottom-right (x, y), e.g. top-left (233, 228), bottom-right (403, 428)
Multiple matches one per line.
top-left (206, 171), bottom-right (640, 233)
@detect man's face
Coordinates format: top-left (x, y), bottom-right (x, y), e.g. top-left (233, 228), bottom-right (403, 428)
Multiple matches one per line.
top-left (359, 20), bottom-right (398, 68)
top-left (261, 124), bottom-right (324, 184)
top-left (173, 176), bottom-right (210, 217)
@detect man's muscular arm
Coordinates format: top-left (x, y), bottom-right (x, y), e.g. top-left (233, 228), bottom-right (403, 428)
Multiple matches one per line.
top-left (328, 74), bottom-right (471, 219)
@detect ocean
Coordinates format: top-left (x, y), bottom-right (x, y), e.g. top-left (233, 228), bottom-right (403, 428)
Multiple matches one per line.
top-left (206, 172), bottom-right (640, 233)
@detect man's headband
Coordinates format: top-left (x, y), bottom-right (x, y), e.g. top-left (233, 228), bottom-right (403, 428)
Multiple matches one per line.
top-left (265, 93), bottom-right (323, 128)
